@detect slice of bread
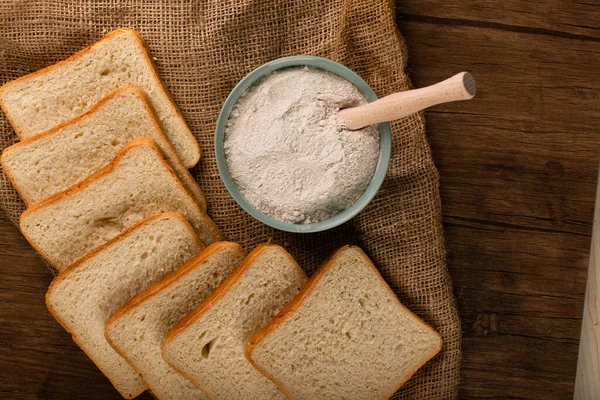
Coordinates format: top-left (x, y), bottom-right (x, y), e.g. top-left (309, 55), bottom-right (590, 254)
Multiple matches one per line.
top-left (246, 246), bottom-right (443, 400)
top-left (46, 212), bottom-right (205, 399)
top-left (162, 243), bottom-right (308, 400)
top-left (0, 28), bottom-right (199, 167)
top-left (20, 138), bottom-right (221, 272)
top-left (1, 86), bottom-right (206, 209)
top-left (105, 242), bottom-right (246, 400)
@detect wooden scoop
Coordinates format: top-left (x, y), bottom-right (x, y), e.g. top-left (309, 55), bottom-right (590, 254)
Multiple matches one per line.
top-left (338, 72), bottom-right (476, 130)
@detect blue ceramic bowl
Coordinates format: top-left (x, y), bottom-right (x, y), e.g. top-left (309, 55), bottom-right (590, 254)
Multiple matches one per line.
top-left (214, 56), bottom-right (392, 233)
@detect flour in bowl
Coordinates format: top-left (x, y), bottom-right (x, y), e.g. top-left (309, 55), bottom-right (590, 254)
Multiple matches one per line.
top-left (224, 66), bottom-right (379, 224)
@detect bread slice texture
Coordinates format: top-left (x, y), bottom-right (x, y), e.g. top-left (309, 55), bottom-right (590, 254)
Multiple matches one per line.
top-left (162, 243), bottom-right (308, 400)
top-left (20, 138), bottom-right (220, 272)
top-left (46, 212), bottom-right (205, 398)
top-left (246, 246), bottom-right (443, 400)
top-left (0, 28), bottom-right (199, 167)
top-left (105, 242), bottom-right (246, 400)
top-left (1, 86), bottom-right (206, 208)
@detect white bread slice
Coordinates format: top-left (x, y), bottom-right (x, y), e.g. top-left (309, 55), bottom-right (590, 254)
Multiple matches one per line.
top-left (246, 246), bottom-right (443, 400)
top-left (46, 212), bottom-right (205, 399)
top-left (20, 138), bottom-right (220, 272)
top-left (1, 86), bottom-right (206, 208)
top-left (105, 242), bottom-right (246, 400)
top-left (0, 28), bottom-right (199, 167)
top-left (162, 243), bottom-right (308, 400)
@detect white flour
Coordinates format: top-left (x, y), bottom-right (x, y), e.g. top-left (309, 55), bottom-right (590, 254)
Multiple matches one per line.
top-left (224, 66), bottom-right (380, 224)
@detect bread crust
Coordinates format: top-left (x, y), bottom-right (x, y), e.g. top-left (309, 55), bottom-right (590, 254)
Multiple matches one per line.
top-left (246, 245), bottom-right (443, 400)
top-left (107, 241), bottom-right (244, 330)
top-left (0, 149), bottom-right (36, 207)
top-left (128, 87), bottom-right (207, 211)
top-left (0, 87), bottom-right (138, 206)
top-left (68, 332), bottom-right (148, 399)
top-left (161, 243), bottom-right (307, 396)
top-left (45, 212), bottom-right (200, 399)
top-left (2, 85), bottom-right (206, 209)
top-left (104, 241), bottom-right (245, 400)
top-left (19, 138), bottom-right (220, 271)
top-left (0, 79), bottom-right (29, 137)
top-left (129, 29), bottom-right (201, 166)
top-left (0, 28), bottom-right (200, 167)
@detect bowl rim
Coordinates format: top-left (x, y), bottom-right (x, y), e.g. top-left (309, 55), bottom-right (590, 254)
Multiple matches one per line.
top-left (214, 55), bottom-right (392, 233)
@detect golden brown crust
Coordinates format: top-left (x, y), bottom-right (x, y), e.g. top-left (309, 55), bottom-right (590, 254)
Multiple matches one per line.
top-left (0, 94), bottom-right (23, 139)
top-left (160, 243), bottom-right (306, 396)
top-left (358, 247), bottom-right (443, 398)
top-left (106, 241), bottom-right (244, 335)
top-left (19, 138), bottom-right (220, 270)
top-left (0, 28), bottom-right (200, 166)
top-left (245, 344), bottom-right (294, 399)
top-left (4, 86), bottom-right (139, 151)
top-left (0, 28), bottom-right (135, 139)
top-left (51, 212), bottom-right (202, 284)
top-left (246, 245), bottom-right (443, 400)
top-left (164, 243), bottom-right (304, 346)
top-left (129, 87), bottom-right (206, 211)
top-left (66, 328), bottom-right (147, 398)
top-left (2, 86), bottom-right (138, 206)
top-left (2, 85), bottom-right (206, 210)
top-left (104, 241), bottom-right (245, 400)
top-left (127, 29), bottom-right (200, 166)
top-left (160, 357), bottom-right (211, 398)
top-left (0, 149), bottom-right (35, 207)
top-left (0, 28), bottom-right (132, 95)
top-left (18, 138), bottom-right (159, 270)
top-left (125, 87), bottom-right (206, 211)
top-left (44, 211), bottom-right (197, 398)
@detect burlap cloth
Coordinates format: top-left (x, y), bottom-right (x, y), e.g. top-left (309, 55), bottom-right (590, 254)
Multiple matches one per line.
top-left (0, 0), bottom-right (461, 398)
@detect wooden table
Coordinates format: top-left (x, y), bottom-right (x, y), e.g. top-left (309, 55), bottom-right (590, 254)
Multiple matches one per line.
top-left (394, 0), bottom-right (600, 398)
top-left (1, 1), bottom-right (599, 399)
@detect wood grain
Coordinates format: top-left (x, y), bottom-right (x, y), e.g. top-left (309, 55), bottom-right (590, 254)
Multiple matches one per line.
top-left (395, 1), bottom-right (600, 398)
top-left (339, 72), bottom-right (475, 129)
top-left (0, 1), bottom-right (599, 399)
top-left (397, 0), bottom-right (600, 39)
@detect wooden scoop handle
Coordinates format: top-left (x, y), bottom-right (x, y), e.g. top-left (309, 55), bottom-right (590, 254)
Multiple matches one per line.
top-left (338, 72), bottom-right (477, 130)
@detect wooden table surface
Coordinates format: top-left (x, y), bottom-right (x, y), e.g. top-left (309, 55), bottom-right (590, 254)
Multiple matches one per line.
top-left (394, 0), bottom-right (600, 398)
top-left (1, 1), bottom-right (599, 399)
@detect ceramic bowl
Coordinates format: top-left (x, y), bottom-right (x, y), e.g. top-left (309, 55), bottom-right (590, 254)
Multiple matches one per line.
top-left (214, 56), bottom-right (392, 233)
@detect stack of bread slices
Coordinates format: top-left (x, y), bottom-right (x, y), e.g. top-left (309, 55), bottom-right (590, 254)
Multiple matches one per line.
top-left (0, 28), bottom-right (443, 399)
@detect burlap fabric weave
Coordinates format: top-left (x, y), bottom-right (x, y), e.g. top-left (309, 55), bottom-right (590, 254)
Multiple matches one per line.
top-left (0, 0), bottom-right (461, 398)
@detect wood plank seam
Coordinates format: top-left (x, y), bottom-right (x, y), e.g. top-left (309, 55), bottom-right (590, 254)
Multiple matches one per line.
top-left (398, 13), bottom-right (600, 42)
